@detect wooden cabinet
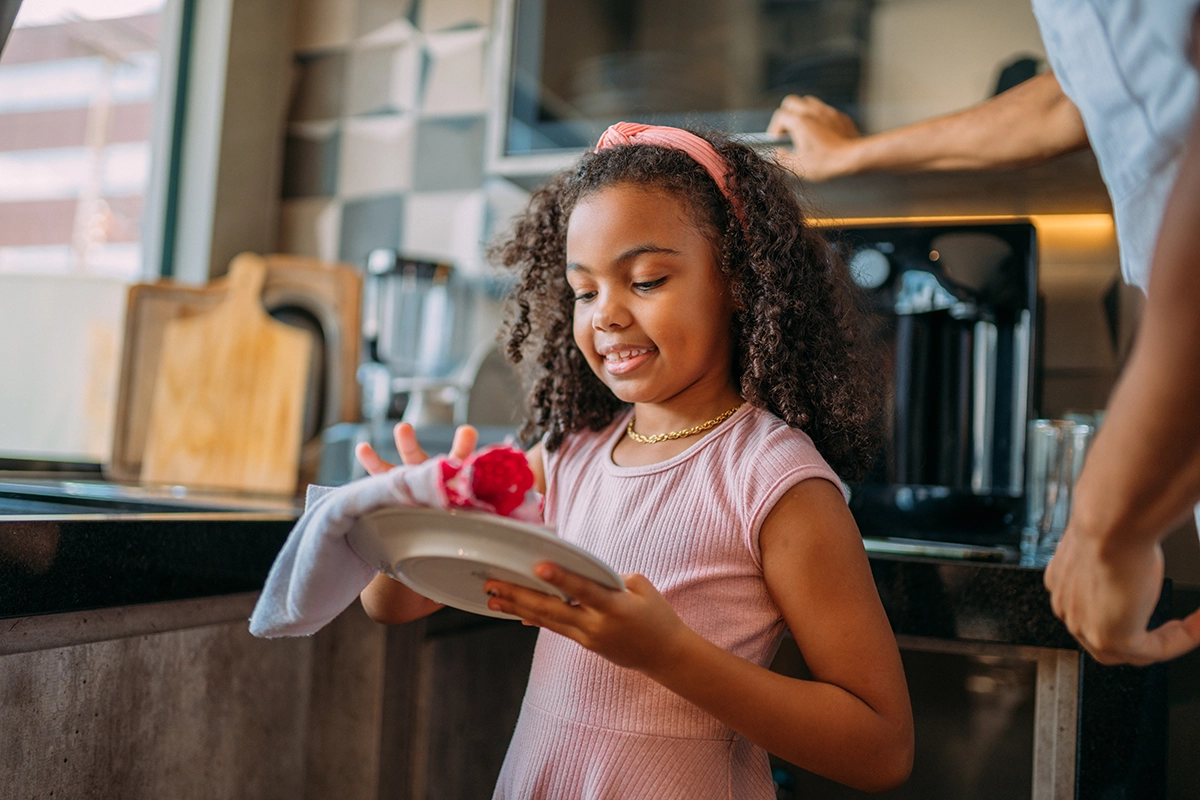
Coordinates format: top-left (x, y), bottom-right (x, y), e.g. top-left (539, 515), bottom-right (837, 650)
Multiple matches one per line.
top-left (377, 612), bottom-right (537, 799)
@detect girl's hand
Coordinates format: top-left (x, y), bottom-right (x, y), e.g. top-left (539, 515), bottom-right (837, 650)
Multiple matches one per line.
top-left (356, 423), bottom-right (476, 624)
top-left (484, 564), bottom-right (691, 674)
top-left (355, 422), bottom-right (479, 474)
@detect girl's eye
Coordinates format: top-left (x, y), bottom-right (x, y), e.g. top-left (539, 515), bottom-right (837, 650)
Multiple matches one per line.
top-left (573, 291), bottom-right (596, 302)
top-left (633, 278), bottom-right (666, 292)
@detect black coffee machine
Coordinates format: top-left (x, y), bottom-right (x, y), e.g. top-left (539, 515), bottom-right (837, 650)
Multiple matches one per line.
top-left (826, 221), bottom-right (1039, 545)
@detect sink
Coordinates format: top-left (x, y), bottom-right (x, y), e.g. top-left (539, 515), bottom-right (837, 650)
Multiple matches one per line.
top-left (0, 476), bottom-right (301, 516)
top-left (862, 536), bottom-right (1013, 562)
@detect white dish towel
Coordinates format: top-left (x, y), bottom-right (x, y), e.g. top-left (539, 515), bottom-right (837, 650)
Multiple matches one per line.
top-left (248, 459), bottom-right (445, 638)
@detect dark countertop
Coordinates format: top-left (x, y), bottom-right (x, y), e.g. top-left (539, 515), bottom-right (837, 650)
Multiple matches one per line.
top-left (0, 473), bottom-right (1168, 652)
top-left (0, 512), bottom-right (295, 619)
top-left (0, 473), bottom-right (299, 620)
top-left (1, 485), bottom-right (1169, 796)
top-left (871, 554), bottom-right (1082, 650)
top-left (0, 503), bottom-right (1115, 654)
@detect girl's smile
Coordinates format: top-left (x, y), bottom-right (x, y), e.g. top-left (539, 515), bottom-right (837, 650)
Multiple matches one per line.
top-left (565, 183), bottom-right (740, 424)
top-left (599, 344), bottom-right (657, 375)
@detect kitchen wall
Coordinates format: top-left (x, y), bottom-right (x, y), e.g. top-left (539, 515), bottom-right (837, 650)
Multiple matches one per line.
top-left (273, 0), bottom-right (1051, 276)
top-left (276, 0), bottom-right (526, 278)
top-left (863, 0), bottom-right (1046, 132)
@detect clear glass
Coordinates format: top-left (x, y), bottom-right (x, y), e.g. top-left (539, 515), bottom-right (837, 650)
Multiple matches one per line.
top-left (505, 0), bottom-right (1047, 156)
top-left (1020, 419), bottom-right (1094, 566)
top-left (0, 0), bottom-right (168, 279)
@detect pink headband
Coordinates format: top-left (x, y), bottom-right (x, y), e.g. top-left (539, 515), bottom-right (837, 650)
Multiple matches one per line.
top-left (594, 122), bottom-right (747, 228)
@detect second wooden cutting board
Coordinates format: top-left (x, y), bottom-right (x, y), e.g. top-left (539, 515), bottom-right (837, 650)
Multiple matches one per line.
top-left (141, 253), bottom-right (313, 495)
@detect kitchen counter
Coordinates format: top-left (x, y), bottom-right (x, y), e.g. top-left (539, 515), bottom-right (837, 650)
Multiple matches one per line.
top-left (0, 478), bottom-right (1144, 649)
top-left (0, 477), bottom-right (297, 624)
top-left (0, 493), bottom-right (1122, 650)
top-left (0, 481), bottom-right (1170, 798)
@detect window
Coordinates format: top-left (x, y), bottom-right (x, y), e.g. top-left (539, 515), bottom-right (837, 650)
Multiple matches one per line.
top-left (0, 0), bottom-right (184, 466)
top-left (0, 0), bottom-right (169, 279)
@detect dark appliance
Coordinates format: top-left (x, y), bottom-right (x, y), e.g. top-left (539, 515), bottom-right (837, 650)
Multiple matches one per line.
top-left (828, 221), bottom-right (1039, 545)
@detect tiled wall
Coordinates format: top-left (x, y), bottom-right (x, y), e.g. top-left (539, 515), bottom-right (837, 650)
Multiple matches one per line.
top-left (277, 0), bottom-right (529, 278)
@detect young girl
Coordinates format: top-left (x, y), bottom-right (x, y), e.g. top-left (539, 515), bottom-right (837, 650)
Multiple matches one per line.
top-left (357, 122), bottom-right (914, 797)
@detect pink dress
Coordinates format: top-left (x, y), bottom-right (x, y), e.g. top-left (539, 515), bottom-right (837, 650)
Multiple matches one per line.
top-left (493, 404), bottom-right (844, 799)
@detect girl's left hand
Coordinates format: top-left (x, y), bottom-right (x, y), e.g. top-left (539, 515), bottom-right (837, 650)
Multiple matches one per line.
top-left (484, 564), bottom-right (689, 674)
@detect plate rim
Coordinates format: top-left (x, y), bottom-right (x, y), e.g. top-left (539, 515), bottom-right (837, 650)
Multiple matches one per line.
top-left (347, 506), bottom-right (625, 619)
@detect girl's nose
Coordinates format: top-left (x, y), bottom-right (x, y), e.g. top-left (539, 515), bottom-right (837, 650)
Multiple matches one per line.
top-left (592, 293), bottom-right (631, 330)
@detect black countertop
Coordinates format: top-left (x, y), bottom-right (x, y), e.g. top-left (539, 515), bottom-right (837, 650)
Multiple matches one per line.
top-left (0, 481), bottom-right (1170, 797)
top-left (0, 473), bottom-right (1169, 653)
top-left (0, 502), bottom-right (1121, 653)
top-left (0, 513), bottom-right (294, 619)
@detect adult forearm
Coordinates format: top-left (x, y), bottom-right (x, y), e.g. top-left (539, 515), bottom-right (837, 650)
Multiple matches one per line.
top-left (847, 72), bottom-right (1088, 174)
top-left (646, 629), bottom-right (911, 792)
top-left (1073, 324), bottom-right (1200, 550)
top-left (1071, 112), bottom-right (1200, 551)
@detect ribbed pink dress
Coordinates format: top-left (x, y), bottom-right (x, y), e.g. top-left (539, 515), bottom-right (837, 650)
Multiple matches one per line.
top-left (492, 404), bottom-right (844, 799)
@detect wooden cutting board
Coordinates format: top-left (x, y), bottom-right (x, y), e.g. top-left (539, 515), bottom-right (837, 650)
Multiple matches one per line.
top-left (140, 253), bottom-right (313, 495)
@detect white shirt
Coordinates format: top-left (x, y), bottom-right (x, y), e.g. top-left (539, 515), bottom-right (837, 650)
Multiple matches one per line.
top-left (1032, 0), bottom-right (1199, 291)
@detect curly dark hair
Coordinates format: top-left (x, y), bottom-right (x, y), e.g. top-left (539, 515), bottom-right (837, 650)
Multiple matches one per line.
top-left (491, 127), bottom-right (883, 480)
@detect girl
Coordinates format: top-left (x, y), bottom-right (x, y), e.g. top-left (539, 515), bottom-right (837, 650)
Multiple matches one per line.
top-left (357, 122), bottom-right (914, 797)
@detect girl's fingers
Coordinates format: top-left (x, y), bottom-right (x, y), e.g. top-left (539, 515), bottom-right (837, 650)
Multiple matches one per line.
top-left (511, 605), bottom-right (586, 642)
top-left (486, 579), bottom-right (586, 627)
top-left (533, 563), bottom-right (616, 608)
top-left (355, 442), bottom-right (395, 476)
top-left (395, 422), bottom-right (477, 466)
top-left (394, 423), bottom-right (428, 465)
top-left (449, 425), bottom-right (479, 462)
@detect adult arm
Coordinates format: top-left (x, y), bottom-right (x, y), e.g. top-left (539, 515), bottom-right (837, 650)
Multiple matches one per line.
top-left (767, 71), bottom-right (1088, 181)
top-left (1043, 22), bottom-right (1200, 665)
top-left (488, 478), bottom-right (914, 792)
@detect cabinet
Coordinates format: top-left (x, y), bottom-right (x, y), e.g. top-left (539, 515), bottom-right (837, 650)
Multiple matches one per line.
top-left (375, 557), bottom-right (1167, 799)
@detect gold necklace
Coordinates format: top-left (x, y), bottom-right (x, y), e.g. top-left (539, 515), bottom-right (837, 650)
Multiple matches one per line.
top-left (625, 403), bottom-right (744, 445)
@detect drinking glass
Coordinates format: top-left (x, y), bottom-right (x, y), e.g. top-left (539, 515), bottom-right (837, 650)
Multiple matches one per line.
top-left (1020, 419), bottom-right (1094, 566)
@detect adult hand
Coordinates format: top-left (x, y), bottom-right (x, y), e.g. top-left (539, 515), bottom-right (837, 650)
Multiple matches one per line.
top-left (355, 422), bottom-right (478, 475)
top-left (767, 94), bottom-right (862, 182)
top-left (1045, 524), bottom-right (1200, 665)
top-left (484, 565), bottom-right (692, 674)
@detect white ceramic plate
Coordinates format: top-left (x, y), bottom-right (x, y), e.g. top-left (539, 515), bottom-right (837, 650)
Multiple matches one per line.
top-left (347, 506), bottom-right (625, 620)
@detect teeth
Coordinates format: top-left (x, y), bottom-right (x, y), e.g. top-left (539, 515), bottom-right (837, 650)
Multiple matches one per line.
top-left (605, 347), bottom-right (652, 361)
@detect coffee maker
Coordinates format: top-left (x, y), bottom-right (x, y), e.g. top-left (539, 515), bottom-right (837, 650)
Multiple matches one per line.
top-left (826, 221), bottom-right (1039, 544)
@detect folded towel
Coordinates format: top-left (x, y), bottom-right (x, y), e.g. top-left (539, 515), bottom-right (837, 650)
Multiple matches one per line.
top-left (249, 445), bottom-right (539, 638)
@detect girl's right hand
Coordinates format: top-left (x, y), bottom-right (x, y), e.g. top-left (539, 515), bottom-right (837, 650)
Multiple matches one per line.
top-left (485, 566), bottom-right (692, 675)
top-left (355, 422), bottom-right (479, 473)
top-left (356, 422), bottom-right (478, 624)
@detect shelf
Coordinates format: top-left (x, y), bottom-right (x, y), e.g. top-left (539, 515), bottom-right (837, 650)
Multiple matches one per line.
top-left (800, 150), bottom-right (1111, 220)
top-left (492, 149), bottom-right (1111, 220)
